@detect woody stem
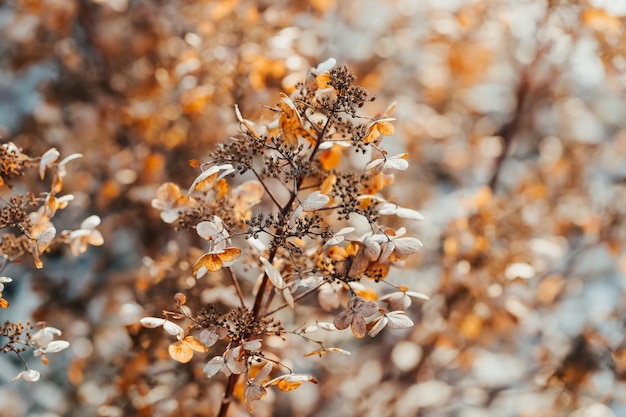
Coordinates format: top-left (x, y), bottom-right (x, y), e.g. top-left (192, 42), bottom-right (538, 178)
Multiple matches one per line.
top-left (251, 104), bottom-right (335, 320)
top-left (219, 104), bottom-right (336, 416)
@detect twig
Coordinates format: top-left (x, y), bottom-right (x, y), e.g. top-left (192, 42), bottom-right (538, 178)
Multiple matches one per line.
top-left (487, 72), bottom-right (529, 192)
top-left (225, 267), bottom-right (246, 308)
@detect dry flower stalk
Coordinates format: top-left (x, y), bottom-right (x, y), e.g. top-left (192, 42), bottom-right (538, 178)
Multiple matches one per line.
top-left (144, 60), bottom-right (428, 415)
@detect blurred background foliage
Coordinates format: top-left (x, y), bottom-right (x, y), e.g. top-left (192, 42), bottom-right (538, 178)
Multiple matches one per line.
top-left (1, 0), bottom-right (626, 416)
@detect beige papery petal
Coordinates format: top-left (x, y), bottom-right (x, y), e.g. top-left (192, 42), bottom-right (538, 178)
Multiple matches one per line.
top-left (244, 362), bottom-right (273, 413)
top-left (188, 164), bottom-right (235, 194)
top-left (301, 191), bottom-right (330, 211)
top-left (40, 148), bottom-right (60, 179)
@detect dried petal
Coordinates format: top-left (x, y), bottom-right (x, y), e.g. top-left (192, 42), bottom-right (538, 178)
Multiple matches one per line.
top-left (333, 309), bottom-right (353, 330)
top-left (368, 316), bottom-right (389, 337)
top-left (203, 356), bottom-right (226, 378)
top-left (350, 316), bottom-right (367, 338)
top-left (301, 191), bottom-right (330, 211)
top-left (169, 340), bottom-right (194, 363)
top-left (260, 256), bottom-right (285, 289)
top-left (244, 383), bottom-right (267, 412)
top-left (40, 148), bottom-right (60, 179)
top-left (393, 237), bottom-right (424, 257)
top-left (41, 340), bottom-right (69, 354)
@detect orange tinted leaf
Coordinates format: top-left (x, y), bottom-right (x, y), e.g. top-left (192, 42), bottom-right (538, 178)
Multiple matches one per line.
top-left (363, 125), bottom-right (380, 143)
top-left (345, 242), bottom-right (360, 256)
top-left (194, 172), bottom-right (218, 192)
top-left (320, 174), bottom-right (336, 195)
top-left (51, 177), bottom-right (63, 194)
top-left (220, 247), bottom-right (242, 263)
top-left (193, 248), bottom-right (242, 276)
top-left (193, 253), bottom-right (223, 274)
top-left (320, 146), bottom-right (342, 170)
top-left (0, 297), bottom-right (8, 308)
top-left (183, 336), bottom-right (209, 353)
top-left (327, 246), bottom-right (347, 260)
top-left (376, 120), bottom-right (395, 136)
top-left (215, 178), bottom-right (229, 198)
top-left (169, 341), bottom-right (194, 363)
top-left (316, 72), bottom-right (332, 88)
top-left (354, 287), bottom-right (378, 301)
top-left (276, 380), bottom-right (303, 392)
top-left (268, 373), bottom-right (318, 391)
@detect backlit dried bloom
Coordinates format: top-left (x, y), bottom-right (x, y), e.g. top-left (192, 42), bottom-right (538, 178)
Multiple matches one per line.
top-left (307, 57), bottom-right (336, 95)
top-left (334, 296), bottom-right (379, 338)
top-left (203, 345), bottom-right (247, 378)
top-left (368, 310), bottom-right (414, 337)
top-left (325, 227), bottom-right (355, 246)
top-left (367, 227), bottom-right (423, 263)
top-left (34, 339), bottom-right (70, 357)
top-left (290, 273), bottom-right (324, 293)
top-left (31, 326), bottom-right (63, 349)
top-left (264, 372), bottom-right (318, 391)
top-left (140, 317), bottom-right (206, 363)
top-left (193, 247), bottom-right (241, 278)
top-left (199, 326), bottom-right (228, 348)
top-left (313, 57), bottom-right (336, 75)
top-left (378, 202), bottom-right (424, 221)
top-left (244, 361), bottom-right (273, 413)
top-left (366, 152), bottom-right (410, 175)
top-left (43, 194), bottom-right (74, 218)
top-left (260, 256), bottom-right (294, 308)
top-left (28, 206), bottom-right (53, 238)
top-left (12, 369), bottom-right (41, 383)
top-left (152, 182), bottom-right (196, 223)
top-left (379, 287), bottom-right (429, 311)
top-left (278, 93), bottom-right (305, 146)
top-left (303, 321), bottom-right (337, 333)
top-left (67, 215), bottom-right (104, 256)
top-left (196, 216), bottom-right (230, 250)
top-left (301, 191), bottom-right (330, 211)
top-left (318, 282), bottom-right (343, 311)
top-left (32, 226), bottom-right (56, 269)
top-left (168, 336), bottom-right (208, 364)
top-left (363, 118), bottom-right (396, 144)
top-left (39, 148), bottom-right (60, 179)
top-left (139, 317), bottom-right (184, 338)
top-left (235, 104), bottom-right (261, 139)
top-left (187, 163), bottom-right (235, 194)
top-left (29, 327), bottom-right (69, 365)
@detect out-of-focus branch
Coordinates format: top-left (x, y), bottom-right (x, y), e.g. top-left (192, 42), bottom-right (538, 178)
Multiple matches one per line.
top-left (487, 72), bottom-right (530, 192)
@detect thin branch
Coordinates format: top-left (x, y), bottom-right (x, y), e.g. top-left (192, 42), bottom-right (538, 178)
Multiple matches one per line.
top-left (487, 72), bottom-right (529, 192)
top-left (225, 267), bottom-right (246, 308)
top-left (263, 284), bottom-right (323, 317)
top-left (251, 168), bottom-right (282, 209)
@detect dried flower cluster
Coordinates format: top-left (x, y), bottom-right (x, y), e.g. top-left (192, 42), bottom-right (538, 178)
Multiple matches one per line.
top-left (142, 59), bottom-right (426, 414)
top-left (0, 143), bottom-right (102, 382)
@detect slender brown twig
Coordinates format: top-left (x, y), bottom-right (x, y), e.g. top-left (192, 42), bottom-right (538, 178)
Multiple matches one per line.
top-left (487, 72), bottom-right (529, 192)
